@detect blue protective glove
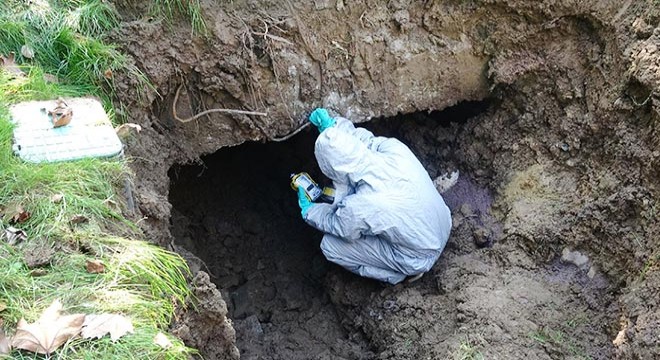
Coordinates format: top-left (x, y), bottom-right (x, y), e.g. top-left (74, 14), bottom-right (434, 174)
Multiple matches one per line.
top-left (309, 108), bottom-right (336, 133)
top-left (297, 187), bottom-right (313, 217)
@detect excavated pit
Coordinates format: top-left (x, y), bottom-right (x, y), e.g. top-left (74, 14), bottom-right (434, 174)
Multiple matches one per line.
top-left (169, 101), bottom-right (616, 359)
top-left (167, 103), bottom-right (486, 358)
top-left (113, 1), bottom-right (660, 358)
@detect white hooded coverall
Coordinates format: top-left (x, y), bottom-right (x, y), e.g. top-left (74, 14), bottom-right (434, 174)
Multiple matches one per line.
top-left (303, 118), bottom-right (452, 284)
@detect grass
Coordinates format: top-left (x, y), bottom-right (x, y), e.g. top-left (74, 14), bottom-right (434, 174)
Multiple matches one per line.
top-left (0, 1), bottom-right (196, 359)
top-left (71, 0), bottom-right (122, 39)
top-left (452, 336), bottom-right (484, 360)
top-left (151, 0), bottom-right (207, 36)
top-left (530, 328), bottom-right (592, 360)
top-left (0, 1), bottom-right (152, 118)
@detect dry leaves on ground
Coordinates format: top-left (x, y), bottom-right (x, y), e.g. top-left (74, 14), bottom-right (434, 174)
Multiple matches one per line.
top-left (85, 259), bottom-right (105, 274)
top-left (81, 314), bottom-right (133, 342)
top-left (11, 300), bottom-right (84, 355)
top-left (6, 300), bottom-right (135, 355)
top-left (69, 215), bottom-right (88, 224)
top-left (0, 328), bottom-right (10, 355)
top-left (115, 123), bottom-right (142, 140)
top-left (0, 53), bottom-right (25, 77)
top-left (9, 206), bottom-right (30, 224)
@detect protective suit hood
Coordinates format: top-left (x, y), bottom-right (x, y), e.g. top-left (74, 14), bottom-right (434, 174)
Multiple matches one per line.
top-left (315, 128), bottom-right (372, 187)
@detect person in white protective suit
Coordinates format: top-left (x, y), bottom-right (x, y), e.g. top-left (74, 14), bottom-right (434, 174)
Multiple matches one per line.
top-left (295, 108), bottom-right (452, 284)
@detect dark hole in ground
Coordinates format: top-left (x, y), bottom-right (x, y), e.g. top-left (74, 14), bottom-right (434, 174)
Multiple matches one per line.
top-left (167, 101), bottom-right (490, 359)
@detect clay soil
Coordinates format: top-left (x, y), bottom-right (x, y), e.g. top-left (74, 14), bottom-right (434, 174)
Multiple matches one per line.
top-left (110, 1), bottom-right (659, 359)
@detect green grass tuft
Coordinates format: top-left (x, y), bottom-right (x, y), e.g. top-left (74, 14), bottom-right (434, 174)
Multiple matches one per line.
top-left (0, 2), bottom-right (195, 359)
top-left (71, 0), bottom-right (122, 38)
top-left (0, 1), bottom-right (152, 114)
top-left (151, 0), bottom-right (207, 36)
top-left (453, 339), bottom-right (484, 360)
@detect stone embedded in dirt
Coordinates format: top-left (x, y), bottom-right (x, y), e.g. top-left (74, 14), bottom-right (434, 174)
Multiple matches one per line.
top-left (561, 248), bottom-right (590, 268)
top-left (382, 300), bottom-right (399, 312)
top-left (473, 227), bottom-right (491, 248)
top-left (433, 170), bottom-right (460, 194)
top-left (632, 18), bottom-right (653, 39)
top-left (459, 203), bottom-right (473, 217)
top-left (613, 328), bottom-right (627, 346)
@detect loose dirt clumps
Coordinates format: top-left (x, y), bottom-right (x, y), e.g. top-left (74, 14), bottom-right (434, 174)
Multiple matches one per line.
top-left (168, 133), bottom-right (373, 359)
top-left (110, 0), bottom-right (659, 359)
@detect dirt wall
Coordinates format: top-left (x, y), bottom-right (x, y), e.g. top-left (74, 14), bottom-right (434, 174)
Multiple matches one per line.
top-left (110, 0), bottom-right (659, 358)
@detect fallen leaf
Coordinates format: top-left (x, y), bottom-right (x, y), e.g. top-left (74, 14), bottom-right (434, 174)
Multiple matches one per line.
top-left (51, 194), bottom-right (64, 203)
top-left (0, 303), bottom-right (6, 312)
top-left (102, 199), bottom-right (120, 212)
top-left (85, 259), bottom-right (105, 274)
top-left (115, 123), bottom-right (142, 139)
top-left (20, 45), bottom-right (34, 59)
top-left (153, 332), bottom-right (172, 349)
top-left (3, 227), bottom-right (27, 245)
top-left (70, 215), bottom-right (88, 224)
top-left (11, 299), bottom-right (84, 355)
top-left (29, 269), bottom-right (48, 277)
top-left (0, 328), bottom-right (10, 355)
top-left (0, 53), bottom-right (24, 77)
top-left (10, 206), bottom-right (30, 224)
top-left (103, 69), bottom-right (112, 79)
top-left (81, 314), bottom-right (133, 342)
top-left (49, 98), bottom-right (72, 128)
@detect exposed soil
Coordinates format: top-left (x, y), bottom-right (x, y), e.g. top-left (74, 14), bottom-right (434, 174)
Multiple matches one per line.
top-left (109, 0), bottom-right (659, 359)
top-left (168, 130), bottom-right (372, 360)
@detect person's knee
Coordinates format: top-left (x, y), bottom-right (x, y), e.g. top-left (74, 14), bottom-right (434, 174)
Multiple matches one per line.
top-left (401, 252), bottom-right (440, 275)
top-left (320, 237), bottom-right (339, 260)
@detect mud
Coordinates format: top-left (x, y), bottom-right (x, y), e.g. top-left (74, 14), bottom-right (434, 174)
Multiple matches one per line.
top-left (109, 0), bottom-right (659, 359)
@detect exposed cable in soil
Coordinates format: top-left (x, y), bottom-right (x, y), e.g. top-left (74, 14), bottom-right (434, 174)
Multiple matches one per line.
top-left (172, 84), bottom-right (311, 142)
top-left (172, 84), bottom-right (268, 123)
top-left (270, 122), bottom-right (311, 142)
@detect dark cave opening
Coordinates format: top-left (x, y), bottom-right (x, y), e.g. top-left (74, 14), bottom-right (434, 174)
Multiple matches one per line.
top-left (167, 100), bottom-right (490, 359)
